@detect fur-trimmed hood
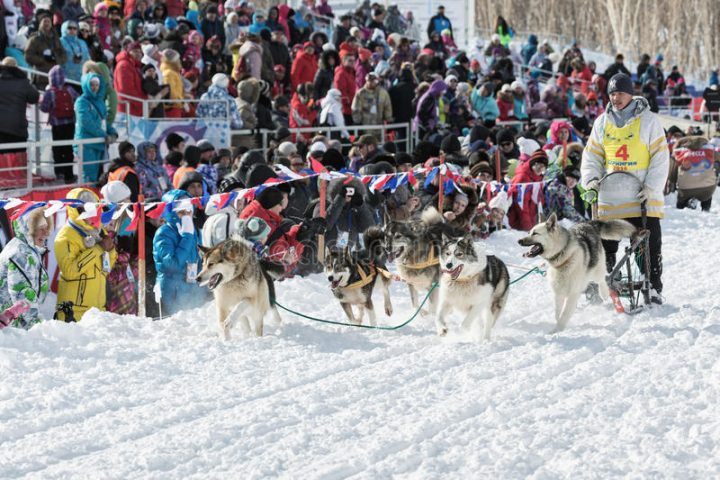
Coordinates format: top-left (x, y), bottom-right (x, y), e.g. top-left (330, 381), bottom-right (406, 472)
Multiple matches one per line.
top-left (13, 207), bottom-right (54, 243)
top-left (237, 77), bottom-right (260, 104)
top-left (442, 183), bottom-right (479, 228)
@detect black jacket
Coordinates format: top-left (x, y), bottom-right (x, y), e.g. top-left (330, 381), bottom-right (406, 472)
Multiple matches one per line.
top-left (0, 66), bottom-right (40, 140)
top-left (603, 62), bottom-right (631, 81)
top-left (388, 79), bottom-right (416, 123)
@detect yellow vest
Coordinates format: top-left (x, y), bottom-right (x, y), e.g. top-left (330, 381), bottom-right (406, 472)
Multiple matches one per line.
top-left (603, 117), bottom-right (650, 172)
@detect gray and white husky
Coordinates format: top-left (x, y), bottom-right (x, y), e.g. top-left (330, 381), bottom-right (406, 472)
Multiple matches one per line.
top-left (197, 236), bottom-right (284, 339)
top-left (518, 213), bottom-right (636, 332)
top-left (436, 234), bottom-right (510, 339)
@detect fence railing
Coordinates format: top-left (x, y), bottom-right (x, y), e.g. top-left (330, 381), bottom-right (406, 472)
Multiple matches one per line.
top-left (229, 122), bottom-right (414, 154)
top-left (0, 137), bottom-right (110, 193)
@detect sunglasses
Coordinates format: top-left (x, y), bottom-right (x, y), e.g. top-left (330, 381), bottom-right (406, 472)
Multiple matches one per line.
top-left (67, 26), bottom-right (78, 30)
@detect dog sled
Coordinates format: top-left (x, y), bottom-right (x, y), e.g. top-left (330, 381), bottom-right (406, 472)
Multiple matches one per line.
top-left (592, 172), bottom-right (653, 315)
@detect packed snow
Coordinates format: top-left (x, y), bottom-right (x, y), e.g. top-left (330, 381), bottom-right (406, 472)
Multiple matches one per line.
top-left (1, 192), bottom-right (719, 479)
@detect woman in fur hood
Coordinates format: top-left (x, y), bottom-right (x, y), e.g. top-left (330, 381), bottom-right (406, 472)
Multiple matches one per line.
top-left (441, 183), bottom-right (479, 231)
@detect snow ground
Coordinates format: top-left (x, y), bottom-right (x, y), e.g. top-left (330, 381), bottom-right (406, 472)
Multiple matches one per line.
top-left (1, 193), bottom-right (719, 479)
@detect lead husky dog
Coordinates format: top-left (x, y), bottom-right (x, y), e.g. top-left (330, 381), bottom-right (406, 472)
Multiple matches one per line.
top-left (436, 234), bottom-right (510, 339)
top-left (518, 213), bottom-right (636, 332)
top-left (324, 227), bottom-right (393, 325)
top-left (198, 236), bottom-right (284, 339)
top-left (384, 208), bottom-right (446, 313)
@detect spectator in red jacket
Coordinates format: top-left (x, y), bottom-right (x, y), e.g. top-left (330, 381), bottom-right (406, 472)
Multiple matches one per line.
top-left (571, 58), bottom-right (593, 95)
top-left (334, 53), bottom-right (356, 123)
top-left (508, 149), bottom-right (548, 231)
top-left (289, 82), bottom-right (317, 140)
top-left (114, 41), bottom-right (147, 116)
top-left (496, 84), bottom-right (516, 121)
top-left (290, 42), bottom-right (318, 91)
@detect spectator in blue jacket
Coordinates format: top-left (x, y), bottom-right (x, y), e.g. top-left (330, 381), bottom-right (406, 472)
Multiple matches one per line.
top-left (426, 5), bottom-right (452, 41)
top-left (521, 34), bottom-right (538, 66)
top-left (59, 20), bottom-right (90, 82)
top-left (135, 141), bottom-right (171, 201)
top-left (153, 189), bottom-right (205, 315)
top-left (470, 82), bottom-right (500, 127)
top-left (74, 73), bottom-right (109, 183)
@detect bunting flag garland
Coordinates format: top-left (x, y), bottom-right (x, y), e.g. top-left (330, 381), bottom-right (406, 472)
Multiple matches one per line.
top-left (1, 166), bottom-right (549, 224)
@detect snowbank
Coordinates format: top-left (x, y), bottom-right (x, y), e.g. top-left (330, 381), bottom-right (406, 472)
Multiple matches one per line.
top-left (1, 193), bottom-right (719, 478)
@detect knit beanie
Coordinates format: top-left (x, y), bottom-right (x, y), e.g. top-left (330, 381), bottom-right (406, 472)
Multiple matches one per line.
top-left (257, 187), bottom-right (284, 210)
top-left (440, 134), bottom-right (461, 154)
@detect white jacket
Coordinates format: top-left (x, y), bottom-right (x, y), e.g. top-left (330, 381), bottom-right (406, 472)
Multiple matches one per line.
top-left (319, 89), bottom-right (350, 139)
top-left (581, 96), bottom-right (669, 219)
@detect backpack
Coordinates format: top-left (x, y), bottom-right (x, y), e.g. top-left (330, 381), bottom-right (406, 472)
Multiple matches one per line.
top-left (52, 88), bottom-right (75, 120)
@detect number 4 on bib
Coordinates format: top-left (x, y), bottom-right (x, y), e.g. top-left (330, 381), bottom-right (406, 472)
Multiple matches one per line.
top-left (614, 144), bottom-right (629, 161)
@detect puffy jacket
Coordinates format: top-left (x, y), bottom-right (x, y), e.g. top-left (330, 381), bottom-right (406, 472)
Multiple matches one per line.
top-left (508, 160), bottom-right (543, 231)
top-left (160, 59), bottom-right (184, 109)
top-left (114, 50), bottom-right (147, 116)
top-left (24, 28), bottom-right (67, 88)
top-left (351, 86), bottom-right (392, 125)
top-left (0, 209), bottom-right (51, 328)
top-left (581, 96), bottom-right (669, 220)
top-left (60, 21), bottom-right (90, 82)
top-left (74, 73), bottom-right (107, 153)
top-left (290, 50), bottom-right (317, 90)
top-left (333, 65), bottom-right (356, 115)
top-left (196, 84), bottom-right (243, 129)
top-left (152, 189), bottom-right (204, 315)
top-left (0, 65), bottom-right (39, 139)
top-left (238, 40), bottom-right (263, 80)
top-left (545, 175), bottom-right (584, 222)
top-left (136, 141), bottom-right (171, 201)
top-left (289, 92), bottom-right (317, 139)
top-left (471, 87), bottom-right (500, 122)
top-left (55, 189), bottom-right (118, 320)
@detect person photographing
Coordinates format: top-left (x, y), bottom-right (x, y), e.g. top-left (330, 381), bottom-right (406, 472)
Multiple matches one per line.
top-left (581, 73), bottom-right (669, 304)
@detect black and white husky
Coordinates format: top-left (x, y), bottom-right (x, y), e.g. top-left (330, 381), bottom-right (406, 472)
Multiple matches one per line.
top-left (518, 213), bottom-right (636, 332)
top-left (436, 234), bottom-right (510, 339)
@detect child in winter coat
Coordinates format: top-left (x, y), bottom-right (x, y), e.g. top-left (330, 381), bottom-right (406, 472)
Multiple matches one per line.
top-left (508, 150), bottom-right (548, 231)
top-left (544, 166), bottom-right (585, 222)
top-left (0, 207), bottom-right (52, 329)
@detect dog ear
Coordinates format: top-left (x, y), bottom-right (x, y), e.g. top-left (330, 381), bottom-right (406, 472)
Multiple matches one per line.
top-left (546, 213), bottom-right (558, 231)
top-left (198, 245), bottom-right (211, 256)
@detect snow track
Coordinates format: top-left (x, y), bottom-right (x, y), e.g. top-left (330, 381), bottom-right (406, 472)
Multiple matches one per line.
top-left (1, 195), bottom-right (719, 478)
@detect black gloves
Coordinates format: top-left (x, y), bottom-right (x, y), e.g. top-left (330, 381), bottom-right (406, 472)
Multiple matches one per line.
top-left (297, 217), bottom-right (327, 240)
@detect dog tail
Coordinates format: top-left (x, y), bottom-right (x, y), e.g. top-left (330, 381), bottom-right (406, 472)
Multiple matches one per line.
top-left (595, 219), bottom-right (637, 241)
top-left (421, 206), bottom-right (443, 226)
top-left (363, 226), bottom-right (387, 264)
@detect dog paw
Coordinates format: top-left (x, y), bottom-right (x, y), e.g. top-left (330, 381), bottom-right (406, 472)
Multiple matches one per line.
top-left (420, 308), bottom-right (430, 317)
top-left (437, 327), bottom-right (448, 336)
top-left (385, 306), bottom-right (393, 317)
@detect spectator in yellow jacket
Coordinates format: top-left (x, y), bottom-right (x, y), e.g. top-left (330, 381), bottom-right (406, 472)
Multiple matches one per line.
top-left (54, 188), bottom-right (117, 320)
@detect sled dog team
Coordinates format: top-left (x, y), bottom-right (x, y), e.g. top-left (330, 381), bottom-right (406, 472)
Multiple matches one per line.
top-left (198, 208), bottom-right (637, 340)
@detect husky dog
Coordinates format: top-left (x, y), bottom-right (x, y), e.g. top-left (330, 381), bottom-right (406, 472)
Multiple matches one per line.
top-left (518, 213), bottom-right (636, 332)
top-left (324, 227), bottom-right (393, 325)
top-left (436, 235), bottom-right (510, 339)
top-left (197, 236), bottom-right (284, 339)
top-left (384, 208), bottom-right (446, 312)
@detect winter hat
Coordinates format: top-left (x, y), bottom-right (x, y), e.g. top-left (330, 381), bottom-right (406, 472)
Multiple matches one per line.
top-left (510, 80), bottom-right (525, 91)
top-left (444, 74), bottom-right (458, 84)
top-left (382, 141), bottom-right (397, 154)
top-left (469, 125), bottom-right (491, 144)
top-left (440, 134), bottom-right (461, 154)
top-left (517, 138), bottom-right (541, 157)
top-left (178, 170), bottom-right (204, 191)
top-left (562, 165), bottom-right (581, 180)
top-left (257, 187), bottom-right (284, 210)
top-left (529, 149), bottom-right (549, 167)
top-left (143, 23), bottom-right (160, 40)
top-left (162, 49), bottom-right (181, 64)
top-left (470, 161), bottom-right (494, 178)
top-left (183, 145), bottom-right (202, 167)
top-left (218, 175), bottom-right (244, 193)
top-left (118, 141), bottom-right (135, 158)
top-left (165, 17), bottom-right (178, 30)
top-left (100, 181), bottom-right (132, 203)
top-left (165, 132), bottom-right (185, 150)
top-left (491, 33), bottom-right (500, 43)
top-left (246, 163), bottom-right (278, 188)
top-left (212, 73), bottom-right (229, 89)
top-left (274, 126), bottom-right (291, 141)
top-left (197, 139), bottom-right (215, 153)
top-left (500, 83), bottom-right (512, 93)
top-left (309, 141), bottom-right (327, 155)
top-left (241, 217), bottom-right (271, 243)
top-left (321, 149), bottom-right (346, 172)
top-left (496, 128), bottom-right (516, 145)
top-left (395, 152), bottom-right (413, 167)
top-left (607, 73), bottom-right (633, 96)
top-left (277, 141), bottom-right (297, 157)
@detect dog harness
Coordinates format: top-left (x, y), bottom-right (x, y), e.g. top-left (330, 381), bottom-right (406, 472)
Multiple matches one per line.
top-left (401, 248), bottom-right (440, 270)
top-left (342, 265), bottom-right (378, 290)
